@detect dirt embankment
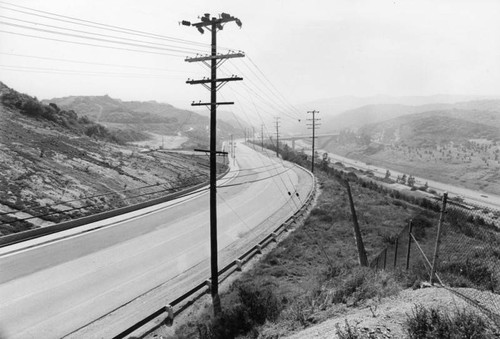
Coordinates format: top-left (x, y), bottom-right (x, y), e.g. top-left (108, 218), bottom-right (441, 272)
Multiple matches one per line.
top-left (0, 105), bottom-right (217, 236)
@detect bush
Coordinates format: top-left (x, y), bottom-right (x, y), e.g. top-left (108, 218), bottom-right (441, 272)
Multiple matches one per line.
top-left (405, 305), bottom-right (494, 339)
top-left (440, 259), bottom-right (497, 291)
top-left (198, 282), bottom-right (283, 339)
top-left (332, 267), bottom-right (400, 306)
top-left (237, 282), bottom-right (282, 324)
top-left (410, 214), bottom-right (434, 240)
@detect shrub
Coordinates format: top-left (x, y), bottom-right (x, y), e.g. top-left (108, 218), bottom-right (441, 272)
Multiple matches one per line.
top-left (405, 305), bottom-right (494, 339)
top-left (237, 282), bottom-right (282, 324)
top-left (332, 267), bottom-right (400, 306)
top-left (335, 320), bottom-right (365, 339)
top-left (198, 282), bottom-right (283, 339)
top-left (440, 259), bottom-right (497, 292)
top-left (410, 214), bottom-right (434, 240)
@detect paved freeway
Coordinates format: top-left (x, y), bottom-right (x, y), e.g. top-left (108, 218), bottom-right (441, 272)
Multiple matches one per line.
top-left (0, 142), bottom-right (313, 339)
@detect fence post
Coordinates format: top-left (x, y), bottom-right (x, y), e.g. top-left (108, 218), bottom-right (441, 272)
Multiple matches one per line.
top-left (344, 179), bottom-right (368, 266)
top-left (406, 220), bottom-right (413, 271)
top-left (430, 192), bottom-right (448, 285)
top-left (383, 248), bottom-right (387, 270)
top-left (393, 237), bottom-right (399, 269)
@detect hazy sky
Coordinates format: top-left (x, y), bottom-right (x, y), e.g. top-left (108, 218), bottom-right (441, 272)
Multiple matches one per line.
top-left (1, 0), bottom-right (500, 124)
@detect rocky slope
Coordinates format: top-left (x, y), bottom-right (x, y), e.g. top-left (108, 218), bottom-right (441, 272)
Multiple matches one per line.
top-left (0, 82), bottom-right (219, 236)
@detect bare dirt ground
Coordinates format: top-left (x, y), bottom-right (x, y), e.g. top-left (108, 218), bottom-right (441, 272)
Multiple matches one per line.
top-left (0, 105), bottom-right (214, 235)
top-left (284, 286), bottom-right (492, 339)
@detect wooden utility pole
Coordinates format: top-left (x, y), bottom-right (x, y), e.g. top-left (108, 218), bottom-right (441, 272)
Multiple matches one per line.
top-left (306, 110), bottom-right (320, 173)
top-left (183, 13), bottom-right (243, 315)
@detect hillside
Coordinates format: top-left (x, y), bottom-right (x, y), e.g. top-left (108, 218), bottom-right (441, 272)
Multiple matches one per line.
top-left (319, 99), bottom-right (500, 133)
top-left (361, 110), bottom-right (500, 147)
top-left (0, 82), bottom-right (218, 236)
top-left (43, 95), bottom-right (243, 149)
top-left (317, 105), bottom-right (500, 195)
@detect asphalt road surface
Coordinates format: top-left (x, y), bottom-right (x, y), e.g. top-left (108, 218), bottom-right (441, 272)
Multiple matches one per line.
top-left (0, 142), bottom-right (313, 339)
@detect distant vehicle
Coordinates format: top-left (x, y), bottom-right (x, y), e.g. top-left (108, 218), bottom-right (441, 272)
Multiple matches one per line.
top-left (480, 195), bottom-right (489, 198)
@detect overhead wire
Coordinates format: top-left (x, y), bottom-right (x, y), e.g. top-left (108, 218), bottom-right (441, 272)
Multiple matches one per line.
top-left (0, 21), bottom-right (202, 55)
top-left (0, 29), bottom-right (188, 57)
top-left (0, 52), bottom-right (189, 73)
top-left (0, 1), bottom-right (223, 50)
top-left (0, 15), bottom-right (208, 54)
top-left (0, 64), bottom-right (187, 79)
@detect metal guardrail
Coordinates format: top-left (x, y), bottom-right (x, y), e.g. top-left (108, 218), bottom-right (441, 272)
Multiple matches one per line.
top-left (111, 164), bottom-right (317, 339)
top-left (0, 168), bottom-right (230, 248)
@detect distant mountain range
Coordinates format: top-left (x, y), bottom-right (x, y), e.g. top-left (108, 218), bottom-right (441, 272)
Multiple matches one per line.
top-left (43, 95), bottom-right (243, 148)
top-left (303, 98), bottom-right (500, 147)
top-left (320, 100), bottom-right (500, 132)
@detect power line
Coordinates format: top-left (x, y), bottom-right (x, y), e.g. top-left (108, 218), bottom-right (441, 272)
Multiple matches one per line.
top-left (0, 29), bottom-right (188, 57)
top-left (246, 55), bottom-right (303, 117)
top-left (0, 21), bottom-right (201, 55)
top-left (217, 166), bottom-right (292, 189)
top-left (0, 64), bottom-right (186, 79)
top-left (0, 1), bottom-right (221, 50)
top-left (0, 15), bottom-right (209, 54)
top-left (0, 52), bottom-right (189, 73)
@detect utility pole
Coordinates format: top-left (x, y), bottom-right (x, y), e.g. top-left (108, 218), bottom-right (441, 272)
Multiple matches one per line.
top-left (306, 110), bottom-right (320, 173)
top-left (182, 13), bottom-right (243, 316)
top-left (274, 117), bottom-right (280, 157)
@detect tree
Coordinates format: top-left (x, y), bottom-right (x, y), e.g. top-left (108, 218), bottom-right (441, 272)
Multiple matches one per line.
top-left (385, 170), bottom-right (391, 179)
top-left (401, 174), bottom-right (407, 185)
top-left (407, 175), bottom-right (415, 187)
top-left (321, 152), bottom-right (330, 171)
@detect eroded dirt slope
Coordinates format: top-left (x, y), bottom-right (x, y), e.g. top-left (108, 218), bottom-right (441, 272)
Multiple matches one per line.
top-left (0, 104), bottom-right (215, 235)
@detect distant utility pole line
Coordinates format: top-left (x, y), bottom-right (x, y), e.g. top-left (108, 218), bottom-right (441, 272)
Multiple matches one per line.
top-left (182, 12), bottom-right (243, 316)
top-left (274, 117), bottom-right (280, 157)
top-left (306, 110), bottom-right (320, 173)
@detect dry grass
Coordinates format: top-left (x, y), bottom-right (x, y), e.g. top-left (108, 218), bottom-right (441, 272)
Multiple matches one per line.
top-left (169, 164), bottom-right (434, 338)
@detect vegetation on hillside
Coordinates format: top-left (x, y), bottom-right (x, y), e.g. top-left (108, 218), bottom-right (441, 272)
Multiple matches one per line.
top-left (44, 93), bottom-right (243, 148)
top-left (0, 82), bottom-right (125, 144)
top-left (167, 144), bottom-right (499, 338)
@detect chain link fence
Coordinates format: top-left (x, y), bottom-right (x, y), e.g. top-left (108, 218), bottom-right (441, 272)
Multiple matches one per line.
top-left (370, 193), bottom-right (500, 327)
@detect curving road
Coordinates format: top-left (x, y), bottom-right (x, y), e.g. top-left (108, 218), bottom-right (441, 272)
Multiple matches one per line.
top-left (0, 142), bottom-right (313, 339)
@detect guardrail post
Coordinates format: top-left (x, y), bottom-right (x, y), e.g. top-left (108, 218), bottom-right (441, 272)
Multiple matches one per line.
top-left (205, 279), bottom-right (212, 294)
top-left (393, 237), bottom-right (399, 269)
top-left (430, 192), bottom-right (448, 285)
top-left (235, 259), bottom-right (243, 271)
top-left (271, 232), bottom-right (278, 242)
top-left (256, 244), bottom-right (263, 254)
top-left (406, 220), bottom-right (413, 271)
top-left (165, 304), bottom-right (174, 326)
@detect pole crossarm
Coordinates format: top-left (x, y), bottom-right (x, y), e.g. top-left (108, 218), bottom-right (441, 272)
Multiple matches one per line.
top-left (194, 149), bottom-right (228, 155)
top-left (191, 101), bottom-right (234, 106)
top-left (186, 77), bottom-right (243, 85)
top-left (192, 17), bottom-right (239, 28)
top-left (185, 52), bottom-right (245, 63)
